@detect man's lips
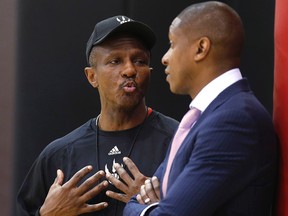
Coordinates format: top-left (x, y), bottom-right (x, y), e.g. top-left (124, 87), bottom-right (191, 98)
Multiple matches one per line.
top-left (165, 70), bottom-right (170, 81)
top-left (122, 81), bottom-right (137, 93)
top-left (165, 69), bottom-right (169, 75)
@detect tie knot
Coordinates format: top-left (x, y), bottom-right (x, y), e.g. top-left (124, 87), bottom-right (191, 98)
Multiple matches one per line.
top-left (179, 108), bottom-right (201, 129)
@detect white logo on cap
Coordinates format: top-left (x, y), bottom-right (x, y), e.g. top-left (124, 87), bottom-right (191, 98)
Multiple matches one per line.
top-left (116, 16), bottom-right (131, 24)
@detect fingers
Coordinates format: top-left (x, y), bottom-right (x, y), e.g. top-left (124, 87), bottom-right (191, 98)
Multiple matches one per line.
top-left (65, 165), bottom-right (93, 188)
top-left (43, 167), bottom-right (109, 215)
top-left (81, 179), bottom-right (109, 203)
top-left (63, 167), bottom-right (107, 201)
top-left (122, 157), bottom-right (147, 183)
top-left (106, 172), bottom-right (129, 194)
top-left (113, 162), bottom-right (133, 186)
top-left (123, 157), bottom-right (141, 177)
top-left (136, 194), bottom-right (144, 204)
top-left (114, 157), bottom-right (147, 187)
top-left (144, 177), bottom-right (160, 201)
top-left (136, 184), bottom-right (151, 204)
top-left (136, 193), bottom-right (144, 204)
top-left (78, 202), bottom-right (108, 215)
top-left (106, 190), bottom-right (129, 203)
top-left (137, 176), bottom-right (161, 205)
top-left (105, 157), bottom-right (149, 204)
top-left (105, 167), bottom-right (136, 203)
top-left (78, 170), bottom-right (108, 198)
top-left (109, 158), bottom-right (147, 197)
top-left (54, 169), bottom-right (64, 185)
top-left (151, 176), bottom-right (161, 199)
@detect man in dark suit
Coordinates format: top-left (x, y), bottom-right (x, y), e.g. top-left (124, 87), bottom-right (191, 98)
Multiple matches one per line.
top-left (123, 1), bottom-right (278, 215)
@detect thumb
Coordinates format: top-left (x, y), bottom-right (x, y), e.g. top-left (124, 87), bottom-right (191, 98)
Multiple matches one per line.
top-left (54, 169), bottom-right (64, 185)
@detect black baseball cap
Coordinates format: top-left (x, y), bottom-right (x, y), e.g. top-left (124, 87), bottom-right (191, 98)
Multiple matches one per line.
top-left (86, 15), bottom-right (156, 64)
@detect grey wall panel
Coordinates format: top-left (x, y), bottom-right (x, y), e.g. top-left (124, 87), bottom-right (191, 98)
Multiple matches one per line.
top-left (0, 0), bottom-right (16, 214)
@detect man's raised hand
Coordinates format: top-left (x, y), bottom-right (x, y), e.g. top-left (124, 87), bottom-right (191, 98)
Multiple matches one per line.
top-left (105, 157), bottom-right (148, 203)
top-left (39, 166), bottom-right (108, 216)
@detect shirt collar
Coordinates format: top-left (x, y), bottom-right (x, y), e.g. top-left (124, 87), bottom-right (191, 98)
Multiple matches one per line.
top-left (190, 68), bottom-right (242, 112)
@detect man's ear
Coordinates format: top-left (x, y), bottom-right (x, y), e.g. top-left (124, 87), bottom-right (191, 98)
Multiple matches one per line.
top-left (194, 37), bottom-right (211, 61)
top-left (84, 67), bottom-right (98, 88)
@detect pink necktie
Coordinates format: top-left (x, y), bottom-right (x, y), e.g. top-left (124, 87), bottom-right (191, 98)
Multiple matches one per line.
top-left (162, 107), bottom-right (201, 197)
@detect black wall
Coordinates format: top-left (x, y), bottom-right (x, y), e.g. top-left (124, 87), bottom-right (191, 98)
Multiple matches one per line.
top-left (14, 0), bottom-right (275, 214)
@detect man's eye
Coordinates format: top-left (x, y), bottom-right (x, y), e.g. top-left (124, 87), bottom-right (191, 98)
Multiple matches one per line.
top-left (135, 59), bottom-right (148, 65)
top-left (109, 59), bottom-right (120, 64)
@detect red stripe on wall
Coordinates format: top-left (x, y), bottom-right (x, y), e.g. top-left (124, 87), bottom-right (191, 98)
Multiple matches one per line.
top-left (273, 0), bottom-right (288, 215)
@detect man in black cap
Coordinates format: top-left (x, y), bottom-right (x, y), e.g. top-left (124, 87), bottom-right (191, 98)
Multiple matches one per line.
top-left (16, 15), bottom-right (178, 216)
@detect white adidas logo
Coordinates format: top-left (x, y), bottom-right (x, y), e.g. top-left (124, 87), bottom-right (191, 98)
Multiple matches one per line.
top-left (108, 146), bottom-right (121, 155)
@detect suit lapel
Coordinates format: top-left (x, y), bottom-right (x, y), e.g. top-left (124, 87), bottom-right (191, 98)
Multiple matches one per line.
top-left (166, 78), bottom-right (252, 188)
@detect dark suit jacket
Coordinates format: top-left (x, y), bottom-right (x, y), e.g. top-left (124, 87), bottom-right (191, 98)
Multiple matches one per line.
top-left (124, 79), bottom-right (278, 216)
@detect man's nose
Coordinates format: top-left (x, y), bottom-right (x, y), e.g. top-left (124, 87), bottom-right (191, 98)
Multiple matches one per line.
top-left (121, 61), bottom-right (137, 78)
top-left (162, 51), bottom-right (169, 66)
